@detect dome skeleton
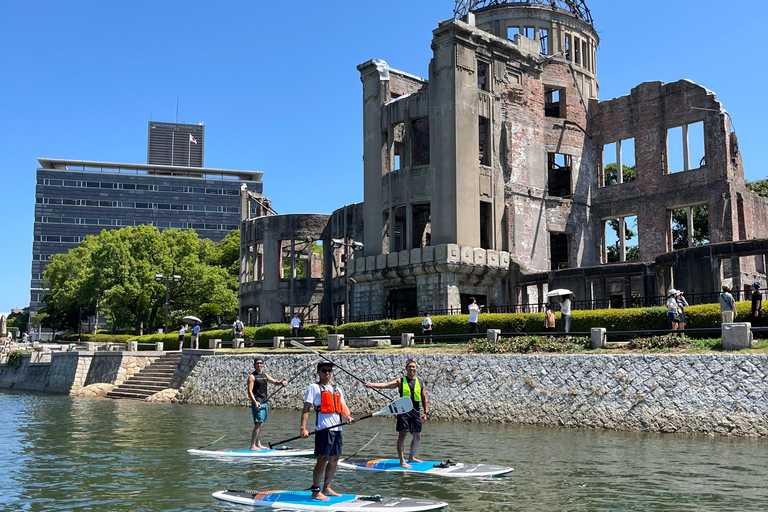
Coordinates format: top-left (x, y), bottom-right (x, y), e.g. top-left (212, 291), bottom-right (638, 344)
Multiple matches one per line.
top-left (454, 0), bottom-right (594, 26)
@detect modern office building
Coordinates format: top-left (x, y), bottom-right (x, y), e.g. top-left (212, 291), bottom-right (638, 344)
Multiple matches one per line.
top-left (147, 121), bottom-right (205, 167)
top-left (30, 123), bottom-right (265, 314)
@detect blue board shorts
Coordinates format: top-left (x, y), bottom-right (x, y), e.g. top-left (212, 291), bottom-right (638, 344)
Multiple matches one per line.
top-left (314, 429), bottom-right (342, 457)
top-left (251, 402), bottom-right (268, 423)
top-left (396, 409), bottom-right (422, 433)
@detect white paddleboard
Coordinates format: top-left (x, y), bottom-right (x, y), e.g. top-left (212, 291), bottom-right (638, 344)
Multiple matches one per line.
top-left (338, 458), bottom-right (513, 478)
top-left (212, 489), bottom-right (447, 511)
top-left (188, 448), bottom-right (314, 458)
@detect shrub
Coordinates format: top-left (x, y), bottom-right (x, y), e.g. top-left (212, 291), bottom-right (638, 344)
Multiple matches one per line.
top-left (6, 350), bottom-right (29, 372)
top-left (469, 336), bottom-right (588, 354)
top-left (58, 334), bottom-right (135, 344)
top-left (627, 335), bottom-right (684, 350)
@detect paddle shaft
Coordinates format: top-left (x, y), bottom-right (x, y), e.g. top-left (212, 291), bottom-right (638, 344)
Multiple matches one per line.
top-left (261, 358), bottom-right (316, 403)
top-left (270, 413), bottom-right (377, 448)
top-left (289, 341), bottom-right (392, 401)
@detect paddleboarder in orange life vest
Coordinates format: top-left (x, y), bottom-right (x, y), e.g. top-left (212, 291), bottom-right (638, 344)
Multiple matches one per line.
top-left (300, 361), bottom-right (354, 501)
top-left (365, 358), bottom-right (429, 468)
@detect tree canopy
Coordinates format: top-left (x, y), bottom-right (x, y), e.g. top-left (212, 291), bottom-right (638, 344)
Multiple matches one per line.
top-left (746, 178), bottom-right (768, 198)
top-left (40, 226), bottom-right (240, 334)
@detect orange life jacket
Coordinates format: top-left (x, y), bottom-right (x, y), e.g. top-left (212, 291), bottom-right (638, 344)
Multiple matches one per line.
top-left (318, 383), bottom-right (343, 414)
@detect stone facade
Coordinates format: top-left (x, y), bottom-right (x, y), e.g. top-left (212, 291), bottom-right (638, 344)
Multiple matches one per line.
top-left (182, 352), bottom-right (768, 437)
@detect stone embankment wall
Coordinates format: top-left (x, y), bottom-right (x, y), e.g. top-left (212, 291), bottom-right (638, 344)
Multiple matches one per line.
top-left (0, 352), bottom-right (160, 394)
top-left (182, 353), bottom-right (768, 437)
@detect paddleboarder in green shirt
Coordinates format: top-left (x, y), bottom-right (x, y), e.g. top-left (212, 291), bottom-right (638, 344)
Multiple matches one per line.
top-left (365, 358), bottom-right (429, 468)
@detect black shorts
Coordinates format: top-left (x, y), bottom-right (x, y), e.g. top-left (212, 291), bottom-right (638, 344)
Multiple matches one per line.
top-left (396, 409), bottom-right (422, 433)
top-left (314, 429), bottom-right (342, 457)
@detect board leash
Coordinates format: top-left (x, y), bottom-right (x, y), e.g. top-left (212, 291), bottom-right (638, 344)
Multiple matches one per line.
top-left (342, 432), bottom-right (379, 462)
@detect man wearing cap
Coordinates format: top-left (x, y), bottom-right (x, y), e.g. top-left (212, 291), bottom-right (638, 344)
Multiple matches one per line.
top-left (248, 357), bottom-right (288, 451)
top-left (751, 282), bottom-right (763, 328)
top-left (301, 361), bottom-right (354, 500)
top-left (365, 358), bottom-right (429, 468)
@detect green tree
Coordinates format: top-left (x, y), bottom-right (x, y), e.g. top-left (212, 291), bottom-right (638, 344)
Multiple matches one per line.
top-left (606, 218), bottom-right (638, 262)
top-left (672, 205), bottom-right (709, 250)
top-left (746, 178), bottom-right (768, 197)
top-left (6, 308), bottom-right (30, 332)
top-left (604, 163), bottom-right (636, 186)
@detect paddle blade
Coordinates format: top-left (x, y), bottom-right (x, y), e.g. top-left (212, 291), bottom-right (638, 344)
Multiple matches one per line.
top-left (374, 396), bottom-right (413, 416)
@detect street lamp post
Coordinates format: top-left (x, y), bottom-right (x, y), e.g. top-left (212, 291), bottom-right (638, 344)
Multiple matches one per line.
top-left (330, 237), bottom-right (364, 324)
top-left (155, 274), bottom-right (182, 334)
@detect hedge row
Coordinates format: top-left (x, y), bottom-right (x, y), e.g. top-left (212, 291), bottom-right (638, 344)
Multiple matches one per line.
top-left (127, 324), bottom-right (333, 349)
top-left (57, 334), bottom-right (136, 344)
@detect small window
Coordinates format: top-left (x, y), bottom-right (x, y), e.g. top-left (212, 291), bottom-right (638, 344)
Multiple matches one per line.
top-left (605, 216), bottom-right (639, 262)
top-left (548, 153), bottom-right (572, 197)
top-left (479, 116), bottom-right (490, 166)
top-left (671, 205), bottom-right (709, 250)
top-left (603, 139), bottom-right (636, 186)
top-left (545, 87), bottom-right (564, 118)
top-left (480, 201), bottom-right (492, 250)
top-left (522, 26), bottom-right (535, 39)
top-left (477, 61), bottom-right (488, 91)
top-left (507, 27), bottom-right (518, 42)
top-left (411, 118), bottom-right (430, 166)
top-left (539, 27), bottom-right (549, 54)
top-left (667, 121), bottom-right (705, 173)
top-left (550, 233), bottom-right (569, 270)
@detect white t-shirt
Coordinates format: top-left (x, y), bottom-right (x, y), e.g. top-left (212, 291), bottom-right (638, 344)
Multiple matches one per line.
top-left (290, 317), bottom-right (301, 329)
top-left (304, 383), bottom-right (346, 431)
top-left (468, 304), bottom-right (480, 323)
top-left (561, 298), bottom-right (571, 315)
top-left (422, 317), bottom-right (432, 328)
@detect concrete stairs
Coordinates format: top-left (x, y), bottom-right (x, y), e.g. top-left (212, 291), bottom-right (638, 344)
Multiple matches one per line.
top-left (106, 352), bottom-right (182, 400)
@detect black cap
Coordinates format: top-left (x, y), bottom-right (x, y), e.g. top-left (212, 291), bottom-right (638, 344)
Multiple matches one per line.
top-left (254, 356), bottom-right (264, 364)
top-left (317, 361), bottom-right (334, 370)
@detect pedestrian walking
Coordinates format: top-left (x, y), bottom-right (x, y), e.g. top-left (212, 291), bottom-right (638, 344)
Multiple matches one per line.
top-left (365, 358), bottom-right (429, 468)
top-left (544, 304), bottom-right (556, 332)
top-left (719, 285), bottom-right (737, 323)
top-left (751, 282), bottom-right (763, 328)
top-left (290, 313), bottom-right (302, 338)
top-left (468, 297), bottom-right (480, 334)
top-left (233, 316), bottom-right (245, 338)
top-left (421, 311), bottom-right (432, 341)
top-left (558, 294), bottom-right (572, 333)
top-left (675, 290), bottom-right (689, 337)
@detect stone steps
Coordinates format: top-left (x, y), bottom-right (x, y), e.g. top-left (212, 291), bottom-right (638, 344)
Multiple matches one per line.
top-left (106, 353), bottom-right (181, 400)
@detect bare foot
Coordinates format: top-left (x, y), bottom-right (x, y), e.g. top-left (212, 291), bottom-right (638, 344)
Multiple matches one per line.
top-left (249, 446), bottom-right (265, 451)
top-left (257, 445), bottom-right (268, 450)
top-left (323, 487), bottom-right (342, 497)
top-left (409, 457), bottom-right (423, 463)
top-left (312, 491), bottom-right (330, 501)
top-left (400, 461), bottom-right (413, 468)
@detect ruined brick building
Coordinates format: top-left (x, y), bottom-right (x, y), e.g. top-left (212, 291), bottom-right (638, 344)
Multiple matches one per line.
top-left (239, 0), bottom-right (768, 325)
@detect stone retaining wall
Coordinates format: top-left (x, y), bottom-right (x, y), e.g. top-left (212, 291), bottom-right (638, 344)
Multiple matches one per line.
top-left (182, 353), bottom-right (768, 437)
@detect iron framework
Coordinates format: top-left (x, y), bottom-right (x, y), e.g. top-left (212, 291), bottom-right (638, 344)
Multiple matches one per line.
top-left (454, 0), bottom-right (593, 26)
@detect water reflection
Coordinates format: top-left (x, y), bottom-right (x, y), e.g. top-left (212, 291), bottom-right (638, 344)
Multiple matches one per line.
top-left (1, 391), bottom-right (768, 511)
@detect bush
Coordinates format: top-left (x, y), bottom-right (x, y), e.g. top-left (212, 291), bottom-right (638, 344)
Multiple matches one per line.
top-left (57, 334), bottom-right (135, 344)
top-left (627, 335), bottom-right (685, 350)
top-left (127, 324), bottom-right (335, 349)
top-left (6, 350), bottom-right (29, 372)
top-left (469, 335), bottom-right (589, 354)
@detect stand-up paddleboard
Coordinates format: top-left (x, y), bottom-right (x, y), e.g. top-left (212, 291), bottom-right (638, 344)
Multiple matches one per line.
top-left (188, 447), bottom-right (314, 458)
top-left (212, 490), bottom-right (448, 511)
top-left (338, 459), bottom-right (513, 478)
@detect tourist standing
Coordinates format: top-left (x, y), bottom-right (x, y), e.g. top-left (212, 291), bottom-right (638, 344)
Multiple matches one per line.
top-left (559, 295), bottom-right (572, 333)
top-left (191, 321), bottom-right (201, 349)
top-left (247, 357), bottom-right (287, 451)
top-left (751, 282), bottom-right (763, 328)
top-left (365, 358), bottom-right (429, 468)
top-left (544, 304), bottom-right (556, 332)
top-left (666, 289), bottom-right (680, 333)
top-left (675, 290), bottom-right (689, 337)
top-left (290, 313), bottom-right (302, 337)
top-left (233, 316), bottom-right (245, 338)
top-left (300, 361), bottom-right (353, 501)
top-left (178, 324), bottom-right (186, 350)
top-left (719, 285), bottom-right (737, 323)
top-left (421, 311), bottom-right (432, 339)
top-left (468, 297), bottom-right (480, 334)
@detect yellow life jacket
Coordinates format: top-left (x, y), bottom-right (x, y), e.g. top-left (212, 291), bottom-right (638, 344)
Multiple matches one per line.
top-left (401, 377), bottom-right (421, 402)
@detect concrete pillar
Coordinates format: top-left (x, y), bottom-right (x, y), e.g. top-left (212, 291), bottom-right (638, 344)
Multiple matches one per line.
top-left (273, 336), bottom-right (285, 349)
top-left (401, 333), bottom-right (414, 348)
top-left (127, 341), bottom-right (138, 351)
top-left (722, 322), bottom-right (752, 350)
top-left (591, 328), bottom-right (606, 349)
top-left (487, 329), bottom-right (501, 342)
top-left (686, 206), bottom-right (694, 249)
top-left (85, 342), bottom-right (96, 351)
top-left (208, 339), bottom-right (222, 349)
top-left (619, 217), bottom-right (626, 261)
top-left (731, 256), bottom-right (742, 298)
top-left (616, 140), bottom-right (623, 184)
top-left (155, 342), bottom-right (164, 352)
top-left (328, 334), bottom-right (344, 351)
top-left (234, 338), bottom-right (245, 349)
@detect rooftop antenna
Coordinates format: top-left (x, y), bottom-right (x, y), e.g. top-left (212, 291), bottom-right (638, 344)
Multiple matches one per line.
top-left (176, 97), bottom-right (179, 123)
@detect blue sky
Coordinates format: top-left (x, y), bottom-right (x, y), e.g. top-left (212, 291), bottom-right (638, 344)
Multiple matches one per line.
top-left (1, 0), bottom-right (765, 313)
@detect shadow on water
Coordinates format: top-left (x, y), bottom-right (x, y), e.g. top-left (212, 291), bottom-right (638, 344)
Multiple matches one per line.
top-left (1, 390), bottom-right (768, 511)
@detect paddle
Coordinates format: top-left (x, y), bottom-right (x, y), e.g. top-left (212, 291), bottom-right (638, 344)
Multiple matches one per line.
top-left (289, 340), bottom-right (393, 401)
top-left (343, 432), bottom-right (379, 462)
top-left (269, 396), bottom-right (412, 449)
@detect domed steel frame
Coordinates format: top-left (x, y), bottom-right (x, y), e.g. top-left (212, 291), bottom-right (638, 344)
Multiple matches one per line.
top-left (454, 0), bottom-right (593, 26)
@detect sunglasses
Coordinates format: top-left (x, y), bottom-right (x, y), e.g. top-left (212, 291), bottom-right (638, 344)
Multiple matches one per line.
top-left (320, 368), bottom-right (333, 374)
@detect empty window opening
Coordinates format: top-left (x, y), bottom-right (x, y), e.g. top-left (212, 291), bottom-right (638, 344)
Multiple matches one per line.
top-left (565, 35), bottom-right (571, 61)
top-left (602, 139), bottom-right (636, 186)
top-left (480, 201), bottom-right (492, 250)
top-left (393, 206), bottom-right (407, 252)
top-left (574, 36), bottom-right (582, 65)
top-left (393, 122), bottom-right (405, 171)
top-left (605, 215), bottom-right (639, 263)
top-left (412, 203), bottom-right (432, 248)
top-left (670, 204), bottom-right (709, 250)
top-left (550, 233), bottom-right (570, 270)
top-left (507, 26), bottom-right (518, 42)
top-left (547, 152), bottom-right (572, 197)
top-left (477, 61), bottom-right (488, 91)
top-left (394, 151), bottom-right (401, 172)
top-left (410, 118), bottom-right (430, 166)
top-left (667, 121), bottom-right (705, 173)
top-left (539, 27), bottom-right (549, 54)
top-left (582, 40), bottom-right (588, 70)
top-left (309, 240), bottom-right (323, 278)
top-left (522, 26), bottom-right (535, 39)
top-left (254, 243), bottom-right (264, 281)
top-left (545, 87), bottom-right (565, 118)
top-left (281, 240), bottom-right (307, 279)
top-left (479, 116), bottom-right (491, 166)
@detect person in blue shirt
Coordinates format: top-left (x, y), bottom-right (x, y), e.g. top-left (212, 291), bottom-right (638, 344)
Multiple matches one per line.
top-left (191, 322), bottom-right (201, 349)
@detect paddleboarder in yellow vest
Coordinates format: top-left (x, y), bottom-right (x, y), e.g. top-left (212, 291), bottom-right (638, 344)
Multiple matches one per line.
top-left (365, 358), bottom-right (429, 468)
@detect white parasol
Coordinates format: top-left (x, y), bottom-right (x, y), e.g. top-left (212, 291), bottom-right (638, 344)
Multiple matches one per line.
top-left (546, 289), bottom-right (574, 298)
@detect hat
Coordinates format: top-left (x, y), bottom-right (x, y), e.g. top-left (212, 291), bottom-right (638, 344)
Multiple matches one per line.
top-left (675, 290), bottom-right (683, 295)
top-left (754, 281), bottom-right (761, 290)
top-left (667, 289), bottom-right (677, 296)
top-left (317, 361), bottom-right (334, 370)
top-left (253, 356), bottom-right (264, 364)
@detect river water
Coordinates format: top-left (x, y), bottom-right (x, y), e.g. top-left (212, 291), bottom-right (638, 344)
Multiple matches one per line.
top-left (2, 391), bottom-right (768, 511)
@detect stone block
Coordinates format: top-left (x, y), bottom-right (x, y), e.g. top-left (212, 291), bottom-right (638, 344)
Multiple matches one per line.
top-left (460, 246), bottom-right (474, 263)
top-left (486, 250), bottom-right (499, 267)
top-left (487, 329), bottom-right (501, 342)
top-left (474, 248), bottom-right (487, 265)
top-left (208, 339), bottom-right (222, 349)
top-left (355, 256), bottom-right (365, 273)
top-left (722, 323), bottom-right (752, 350)
top-left (401, 333), bottom-right (414, 348)
top-left (387, 253), bottom-right (399, 268)
top-left (398, 250), bottom-right (410, 267)
top-left (410, 248), bottom-right (422, 264)
top-left (366, 256), bottom-right (377, 271)
top-left (328, 334), bottom-right (344, 351)
top-left (127, 341), bottom-right (138, 351)
top-left (376, 254), bottom-right (387, 269)
top-left (86, 342), bottom-right (96, 351)
top-left (422, 246), bottom-right (434, 262)
top-left (591, 328), bottom-right (606, 349)
top-left (499, 251), bottom-right (510, 270)
top-left (349, 337), bottom-right (391, 348)
top-left (273, 336), bottom-right (285, 348)
top-left (155, 342), bottom-right (164, 352)
top-left (435, 244), bottom-right (459, 263)
top-left (234, 338), bottom-right (245, 349)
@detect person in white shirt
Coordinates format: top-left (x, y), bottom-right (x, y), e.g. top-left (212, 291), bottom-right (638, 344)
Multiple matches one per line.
top-left (559, 295), bottom-right (572, 333)
top-left (290, 313), bottom-right (302, 337)
top-left (421, 311), bottom-right (432, 339)
top-left (300, 362), bottom-right (354, 501)
top-left (468, 297), bottom-right (481, 334)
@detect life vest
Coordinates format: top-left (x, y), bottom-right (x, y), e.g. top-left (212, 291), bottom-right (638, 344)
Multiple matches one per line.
top-left (401, 377), bottom-right (421, 402)
top-left (316, 383), bottom-right (343, 414)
